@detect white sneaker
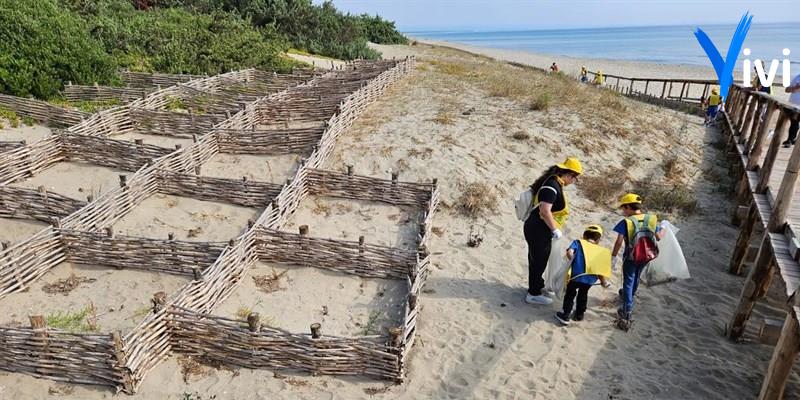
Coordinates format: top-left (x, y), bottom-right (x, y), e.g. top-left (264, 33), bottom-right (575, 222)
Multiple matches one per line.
top-left (525, 294), bottom-right (553, 305)
top-left (543, 289), bottom-right (556, 298)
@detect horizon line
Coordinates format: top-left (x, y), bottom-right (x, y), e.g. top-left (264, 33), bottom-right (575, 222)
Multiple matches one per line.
top-left (402, 20), bottom-right (800, 34)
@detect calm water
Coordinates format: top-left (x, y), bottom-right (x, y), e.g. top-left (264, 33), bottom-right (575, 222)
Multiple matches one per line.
top-left (410, 23), bottom-right (800, 70)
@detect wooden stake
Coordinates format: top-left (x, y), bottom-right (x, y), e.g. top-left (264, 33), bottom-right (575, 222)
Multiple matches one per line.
top-left (247, 313), bottom-right (261, 332)
top-left (388, 327), bottom-right (403, 347)
top-left (310, 323), bottom-right (321, 338)
top-left (151, 291), bottom-right (167, 313)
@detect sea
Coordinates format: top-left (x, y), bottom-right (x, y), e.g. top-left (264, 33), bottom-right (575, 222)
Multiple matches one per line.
top-left (409, 22), bottom-right (800, 71)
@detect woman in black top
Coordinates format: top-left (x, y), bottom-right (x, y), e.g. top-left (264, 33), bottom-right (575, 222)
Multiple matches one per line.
top-left (524, 157), bottom-right (583, 305)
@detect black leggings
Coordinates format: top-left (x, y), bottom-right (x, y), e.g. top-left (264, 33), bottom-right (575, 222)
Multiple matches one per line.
top-left (788, 117), bottom-right (799, 143)
top-left (524, 217), bottom-right (551, 296)
top-left (562, 281), bottom-right (592, 316)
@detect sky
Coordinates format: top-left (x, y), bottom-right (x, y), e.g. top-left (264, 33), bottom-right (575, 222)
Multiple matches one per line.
top-left (324, 0), bottom-right (800, 32)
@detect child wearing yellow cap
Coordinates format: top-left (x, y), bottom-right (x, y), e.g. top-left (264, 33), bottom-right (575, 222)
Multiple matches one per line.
top-left (704, 87), bottom-right (721, 126)
top-left (555, 225), bottom-right (612, 326)
top-left (612, 193), bottom-right (666, 330)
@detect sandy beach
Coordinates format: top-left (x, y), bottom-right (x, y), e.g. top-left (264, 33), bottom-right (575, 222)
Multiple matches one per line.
top-left (1, 41), bottom-right (798, 399)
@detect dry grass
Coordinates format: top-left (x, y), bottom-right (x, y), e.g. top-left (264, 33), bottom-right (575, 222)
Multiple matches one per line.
top-left (252, 269), bottom-right (287, 293)
top-left (456, 182), bottom-right (499, 218)
top-left (631, 180), bottom-right (698, 216)
top-left (422, 50), bottom-right (647, 141)
top-left (529, 93), bottom-right (552, 111)
top-left (579, 167), bottom-right (629, 205)
top-left (661, 155), bottom-right (682, 181)
top-left (178, 356), bottom-right (209, 383)
top-left (42, 274), bottom-right (96, 295)
top-left (430, 110), bottom-right (455, 125)
top-left (407, 147), bottom-right (434, 159)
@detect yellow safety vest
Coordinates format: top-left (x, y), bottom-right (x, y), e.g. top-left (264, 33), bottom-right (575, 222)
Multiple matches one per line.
top-left (623, 213), bottom-right (658, 242)
top-left (573, 240), bottom-right (612, 279)
top-left (708, 94), bottom-right (721, 106)
top-left (533, 176), bottom-right (570, 229)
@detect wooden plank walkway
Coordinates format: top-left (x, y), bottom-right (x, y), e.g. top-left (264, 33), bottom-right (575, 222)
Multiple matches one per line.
top-left (722, 83), bottom-right (800, 400)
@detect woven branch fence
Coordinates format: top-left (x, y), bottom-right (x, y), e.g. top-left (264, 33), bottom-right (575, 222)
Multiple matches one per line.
top-left (0, 58), bottom-right (419, 393)
top-left (60, 229), bottom-right (226, 276)
top-left (155, 170), bottom-right (283, 208)
top-left (121, 71), bottom-right (205, 89)
top-left (0, 141), bottom-right (25, 152)
top-left (0, 94), bottom-right (88, 127)
top-left (64, 84), bottom-right (154, 103)
top-left (167, 306), bottom-right (402, 380)
top-left (0, 325), bottom-right (128, 388)
top-left (254, 227), bottom-right (416, 279)
top-left (0, 186), bottom-right (86, 222)
top-left (215, 126), bottom-right (325, 154)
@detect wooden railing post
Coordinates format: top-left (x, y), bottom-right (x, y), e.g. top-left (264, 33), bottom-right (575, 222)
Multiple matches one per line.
top-left (746, 102), bottom-right (778, 168)
top-left (739, 96), bottom-right (761, 143)
top-left (729, 133), bottom-right (800, 339)
top-left (756, 111), bottom-right (790, 193)
top-left (757, 307), bottom-right (800, 400)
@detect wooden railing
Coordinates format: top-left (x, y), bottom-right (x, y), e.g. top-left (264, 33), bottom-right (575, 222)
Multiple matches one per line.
top-left (719, 82), bottom-right (800, 400)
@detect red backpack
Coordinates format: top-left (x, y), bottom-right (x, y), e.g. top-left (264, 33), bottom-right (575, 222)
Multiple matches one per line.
top-left (626, 214), bottom-right (659, 264)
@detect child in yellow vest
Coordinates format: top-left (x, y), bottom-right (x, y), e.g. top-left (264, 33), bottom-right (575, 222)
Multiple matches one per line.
top-left (704, 87), bottom-right (721, 126)
top-left (612, 193), bottom-right (666, 330)
top-left (555, 225), bottom-right (612, 325)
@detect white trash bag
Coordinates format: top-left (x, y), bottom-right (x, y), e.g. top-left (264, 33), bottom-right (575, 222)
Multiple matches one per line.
top-left (643, 220), bottom-right (690, 286)
top-left (543, 236), bottom-right (570, 298)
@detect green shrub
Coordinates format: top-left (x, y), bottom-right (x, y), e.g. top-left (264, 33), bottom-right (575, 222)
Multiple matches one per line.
top-left (0, 0), bottom-right (117, 98)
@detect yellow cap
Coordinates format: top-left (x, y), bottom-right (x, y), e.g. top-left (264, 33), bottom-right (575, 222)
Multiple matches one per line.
top-left (618, 193), bottom-right (642, 208)
top-left (711, 87), bottom-right (719, 94)
top-left (556, 157), bottom-right (583, 175)
top-left (585, 224), bottom-right (603, 236)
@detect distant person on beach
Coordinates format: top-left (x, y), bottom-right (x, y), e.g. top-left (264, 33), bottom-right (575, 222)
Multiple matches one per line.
top-left (781, 72), bottom-right (800, 148)
top-left (579, 66), bottom-right (588, 83)
top-left (554, 225), bottom-right (612, 326)
top-left (523, 157), bottom-right (583, 305)
top-left (550, 62), bottom-right (559, 73)
top-left (611, 193), bottom-right (665, 331)
top-left (704, 87), bottom-right (721, 126)
top-left (592, 70), bottom-right (605, 85)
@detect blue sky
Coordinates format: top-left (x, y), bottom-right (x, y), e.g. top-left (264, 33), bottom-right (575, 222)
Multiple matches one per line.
top-left (324, 0), bottom-right (800, 32)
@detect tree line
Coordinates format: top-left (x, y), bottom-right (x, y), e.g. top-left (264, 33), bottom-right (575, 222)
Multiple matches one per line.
top-left (0, 0), bottom-right (407, 99)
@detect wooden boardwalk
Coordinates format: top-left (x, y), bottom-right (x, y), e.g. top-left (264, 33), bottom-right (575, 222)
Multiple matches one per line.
top-left (722, 83), bottom-right (800, 400)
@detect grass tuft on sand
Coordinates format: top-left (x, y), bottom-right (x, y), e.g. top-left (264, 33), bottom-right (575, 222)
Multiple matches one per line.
top-left (46, 303), bottom-right (99, 332)
top-left (456, 182), bottom-right (499, 218)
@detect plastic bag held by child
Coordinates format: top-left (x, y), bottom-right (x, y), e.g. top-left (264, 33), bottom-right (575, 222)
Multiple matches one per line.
top-left (643, 220), bottom-right (690, 286)
top-left (543, 236), bottom-right (569, 298)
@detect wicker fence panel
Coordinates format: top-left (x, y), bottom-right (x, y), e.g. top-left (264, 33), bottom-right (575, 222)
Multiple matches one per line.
top-left (59, 133), bottom-right (173, 172)
top-left (121, 71), bottom-right (205, 89)
top-left (305, 168), bottom-right (434, 206)
top-left (215, 127), bottom-right (324, 154)
top-left (0, 186), bottom-right (86, 222)
top-left (64, 85), bottom-right (153, 103)
top-left (0, 228), bottom-right (66, 297)
top-left (253, 228), bottom-right (414, 279)
top-left (167, 307), bottom-right (402, 380)
top-left (60, 229), bottom-right (226, 276)
top-left (0, 141), bottom-right (25, 152)
top-left (0, 326), bottom-right (129, 389)
top-left (0, 136), bottom-right (64, 185)
top-left (155, 170), bottom-right (283, 208)
top-left (0, 94), bottom-right (89, 127)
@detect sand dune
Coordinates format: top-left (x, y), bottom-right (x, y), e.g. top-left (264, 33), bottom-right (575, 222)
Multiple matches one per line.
top-left (0, 43), bottom-right (798, 399)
